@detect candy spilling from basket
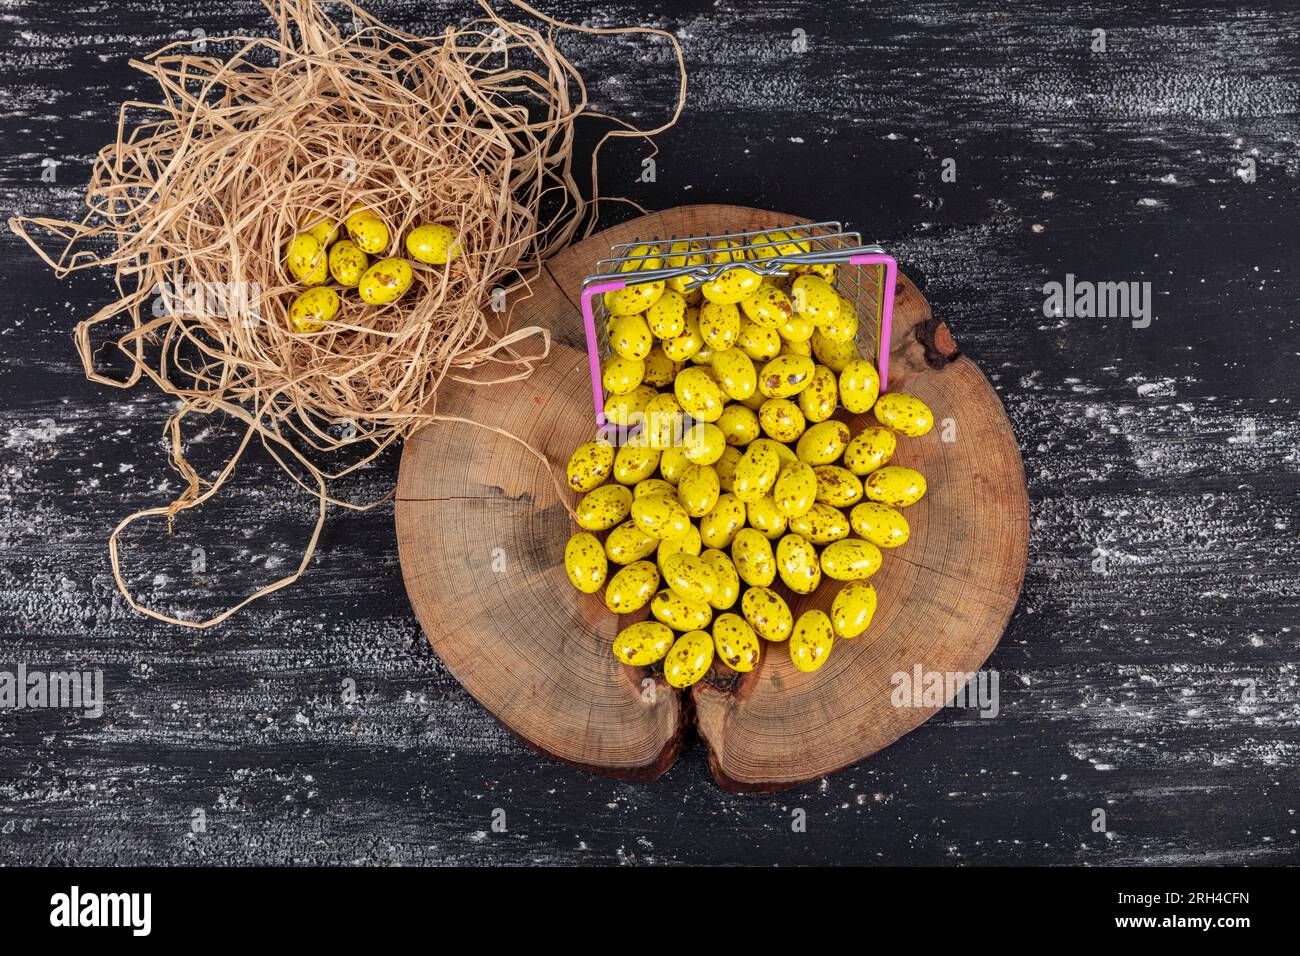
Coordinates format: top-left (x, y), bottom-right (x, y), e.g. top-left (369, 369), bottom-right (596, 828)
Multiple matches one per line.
top-left (559, 225), bottom-right (938, 687)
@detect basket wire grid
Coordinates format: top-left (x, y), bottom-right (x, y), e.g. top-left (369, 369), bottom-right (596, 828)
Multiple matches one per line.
top-left (579, 222), bottom-right (897, 431)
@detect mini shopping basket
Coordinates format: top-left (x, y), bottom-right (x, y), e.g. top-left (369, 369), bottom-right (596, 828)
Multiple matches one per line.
top-left (578, 222), bottom-right (897, 430)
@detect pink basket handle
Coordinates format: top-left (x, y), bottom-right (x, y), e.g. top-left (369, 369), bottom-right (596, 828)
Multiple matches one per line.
top-left (848, 252), bottom-right (897, 392)
top-left (581, 280), bottom-right (625, 428)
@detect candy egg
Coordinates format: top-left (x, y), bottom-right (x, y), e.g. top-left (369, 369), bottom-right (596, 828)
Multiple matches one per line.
top-left (604, 560), bottom-right (660, 613)
top-left (787, 502), bottom-right (851, 545)
top-left (302, 216), bottom-right (340, 247)
top-left (565, 439), bottom-right (614, 492)
top-left (347, 212), bottom-right (391, 255)
top-left (791, 275), bottom-right (840, 327)
top-left (776, 532), bottom-right (822, 594)
top-left (745, 495), bottom-right (787, 540)
top-left (777, 311), bottom-right (815, 343)
top-left (661, 309), bottom-right (704, 362)
top-left (797, 365), bottom-right (838, 422)
top-left (646, 289), bottom-right (687, 338)
top-left (609, 313), bottom-right (654, 361)
top-left (820, 538), bottom-right (883, 581)
top-left (751, 437), bottom-right (798, 467)
top-left (736, 317), bottom-right (782, 360)
top-left (758, 398), bottom-right (806, 443)
top-left (575, 483), bottom-right (633, 531)
top-left (406, 223), bottom-right (461, 264)
top-left (839, 358), bottom-right (881, 414)
top-left (665, 241), bottom-right (706, 291)
top-left (843, 425), bottom-right (897, 475)
top-left (731, 527), bottom-right (776, 587)
top-left (716, 404), bottom-right (761, 446)
top-left (662, 552), bottom-right (718, 605)
top-left (674, 366), bottom-right (725, 422)
top-left (682, 422), bottom-right (726, 465)
top-left (658, 524), bottom-right (702, 563)
top-left (741, 586), bottom-right (793, 642)
top-left (606, 280), bottom-right (665, 316)
top-left (288, 286), bottom-right (340, 334)
top-left (663, 630), bottom-right (715, 687)
top-left (286, 233), bottom-right (327, 283)
top-left (701, 549), bottom-right (740, 610)
top-left (863, 465), bottom-right (927, 507)
top-left (710, 349), bottom-right (757, 401)
top-left (712, 614), bottom-right (761, 672)
top-left (758, 354), bottom-right (815, 399)
top-left (811, 329), bottom-right (859, 373)
top-left (873, 392), bottom-right (935, 437)
top-left (358, 257), bottom-right (414, 305)
top-left (699, 493), bottom-right (746, 549)
top-left (612, 620), bottom-right (676, 666)
top-left (643, 346), bottom-right (680, 388)
top-left (564, 532), bottom-right (607, 593)
top-left (831, 581), bottom-right (878, 639)
top-left (605, 520), bottom-right (658, 565)
top-left (789, 610), bottom-right (835, 673)
top-left (651, 590), bottom-right (713, 633)
top-left (328, 239), bottom-right (369, 287)
top-left (602, 355), bottom-right (645, 395)
top-left (796, 420), bottom-right (851, 465)
top-left (677, 463), bottom-right (721, 517)
top-left (699, 301), bottom-right (741, 352)
top-left (658, 446), bottom-right (691, 485)
top-left (620, 243), bottom-right (663, 272)
top-left (613, 443), bottom-right (662, 485)
top-left (631, 493), bottom-right (691, 539)
top-left (604, 384), bottom-right (657, 428)
top-left (731, 442), bottom-right (781, 504)
top-left (739, 284), bottom-right (794, 329)
top-left (639, 393), bottom-right (683, 447)
top-left (714, 445), bottom-right (744, 492)
top-left (702, 265), bottom-right (762, 306)
top-left (818, 303), bottom-right (858, 343)
top-left (849, 502), bottom-right (910, 548)
top-left (633, 478), bottom-right (676, 500)
top-left (773, 460), bottom-right (817, 518)
top-left (812, 465), bottom-right (864, 508)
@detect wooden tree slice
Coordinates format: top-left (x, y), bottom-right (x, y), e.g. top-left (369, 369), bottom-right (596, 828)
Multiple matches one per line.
top-left (395, 204), bottom-right (1029, 790)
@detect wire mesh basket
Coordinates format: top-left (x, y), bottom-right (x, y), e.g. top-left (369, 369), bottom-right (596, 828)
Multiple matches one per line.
top-left (578, 222), bottom-right (897, 435)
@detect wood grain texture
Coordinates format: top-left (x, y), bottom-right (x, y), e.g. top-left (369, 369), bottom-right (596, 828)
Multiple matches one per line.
top-left (0, 0), bottom-right (1296, 865)
top-left (395, 204), bottom-right (1028, 791)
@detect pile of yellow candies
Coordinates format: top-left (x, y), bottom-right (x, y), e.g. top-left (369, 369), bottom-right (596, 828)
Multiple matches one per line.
top-left (562, 233), bottom-right (936, 688)
top-left (282, 207), bottom-right (462, 333)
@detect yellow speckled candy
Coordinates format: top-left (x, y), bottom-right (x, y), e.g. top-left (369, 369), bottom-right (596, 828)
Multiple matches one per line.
top-left (820, 538), bottom-right (882, 581)
top-left (716, 404), bottom-right (760, 446)
top-left (406, 223), bottom-right (460, 265)
top-left (346, 211), bottom-right (390, 255)
top-left (812, 465), bottom-right (863, 508)
top-left (831, 581), bottom-right (877, 639)
top-left (864, 465), bottom-right (927, 507)
top-left (758, 354), bottom-right (815, 399)
top-left (612, 620), bottom-right (675, 666)
top-left (634, 478), bottom-right (676, 500)
top-left (739, 284), bottom-right (794, 329)
top-left (741, 586), bottom-right (792, 642)
top-left (658, 525), bottom-right (702, 562)
top-left (843, 425), bottom-right (897, 476)
top-left (790, 609), bottom-right (834, 673)
top-left (565, 439), bottom-right (614, 492)
top-left (642, 346), bottom-right (680, 388)
top-left (796, 420), bottom-right (851, 465)
top-left (609, 313), bottom-right (653, 361)
top-left (811, 329), bottom-right (859, 373)
top-left (604, 560), bottom-right (659, 613)
top-left (731, 527), bottom-right (776, 587)
top-left (575, 483), bottom-right (633, 531)
top-left (712, 614), bottom-right (760, 672)
top-left (788, 502), bottom-right (851, 545)
top-left (677, 463), bottom-right (721, 518)
top-left (328, 239), bottom-right (369, 287)
top-left (663, 629), bottom-right (715, 688)
top-left (652, 591), bottom-right (713, 633)
top-left (682, 422), bottom-right (726, 465)
top-left (776, 532), bottom-right (821, 594)
top-left (700, 549), bottom-right (739, 610)
top-left (613, 444), bottom-right (661, 485)
top-left (288, 286), bottom-right (340, 334)
top-left (286, 233), bottom-right (329, 286)
top-left (736, 316), bottom-right (782, 361)
top-left (606, 279), bottom-right (664, 316)
top-left (873, 392), bottom-right (935, 437)
top-left (745, 495), bottom-right (787, 540)
top-left (602, 355), bottom-right (645, 395)
top-left (839, 358), bottom-right (881, 414)
top-left (638, 393), bottom-right (683, 447)
top-left (604, 520), bottom-right (658, 565)
top-left (604, 384), bottom-right (657, 428)
top-left (699, 301), bottom-right (741, 352)
top-left (797, 365), bottom-right (838, 422)
top-left (714, 445), bottom-right (743, 492)
top-left (699, 493), bottom-right (745, 549)
top-left (564, 532), bottom-right (607, 593)
top-left (850, 502), bottom-right (910, 548)
top-left (731, 442), bottom-right (781, 504)
top-left (773, 460), bottom-right (817, 518)
top-left (662, 551), bottom-right (718, 605)
top-left (710, 349), bottom-right (757, 401)
top-left (646, 289), bottom-right (687, 338)
top-left (631, 493), bottom-right (692, 539)
top-left (818, 298), bottom-right (858, 343)
top-left (661, 310), bottom-right (704, 362)
top-left (358, 257), bottom-right (414, 304)
top-left (758, 398), bottom-right (806, 444)
top-left (674, 366), bottom-right (725, 422)
top-left (302, 216), bottom-right (340, 247)
top-left (778, 311), bottom-right (815, 343)
top-left (702, 265), bottom-right (762, 305)
top-left (658, 446), bottom-right (690, 485)
top-left (791, 275), bottom-right (840, 327)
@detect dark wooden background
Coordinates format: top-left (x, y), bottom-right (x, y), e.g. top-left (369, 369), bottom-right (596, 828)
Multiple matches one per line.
top-left (0, 0), bottom-right (1296, 866)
